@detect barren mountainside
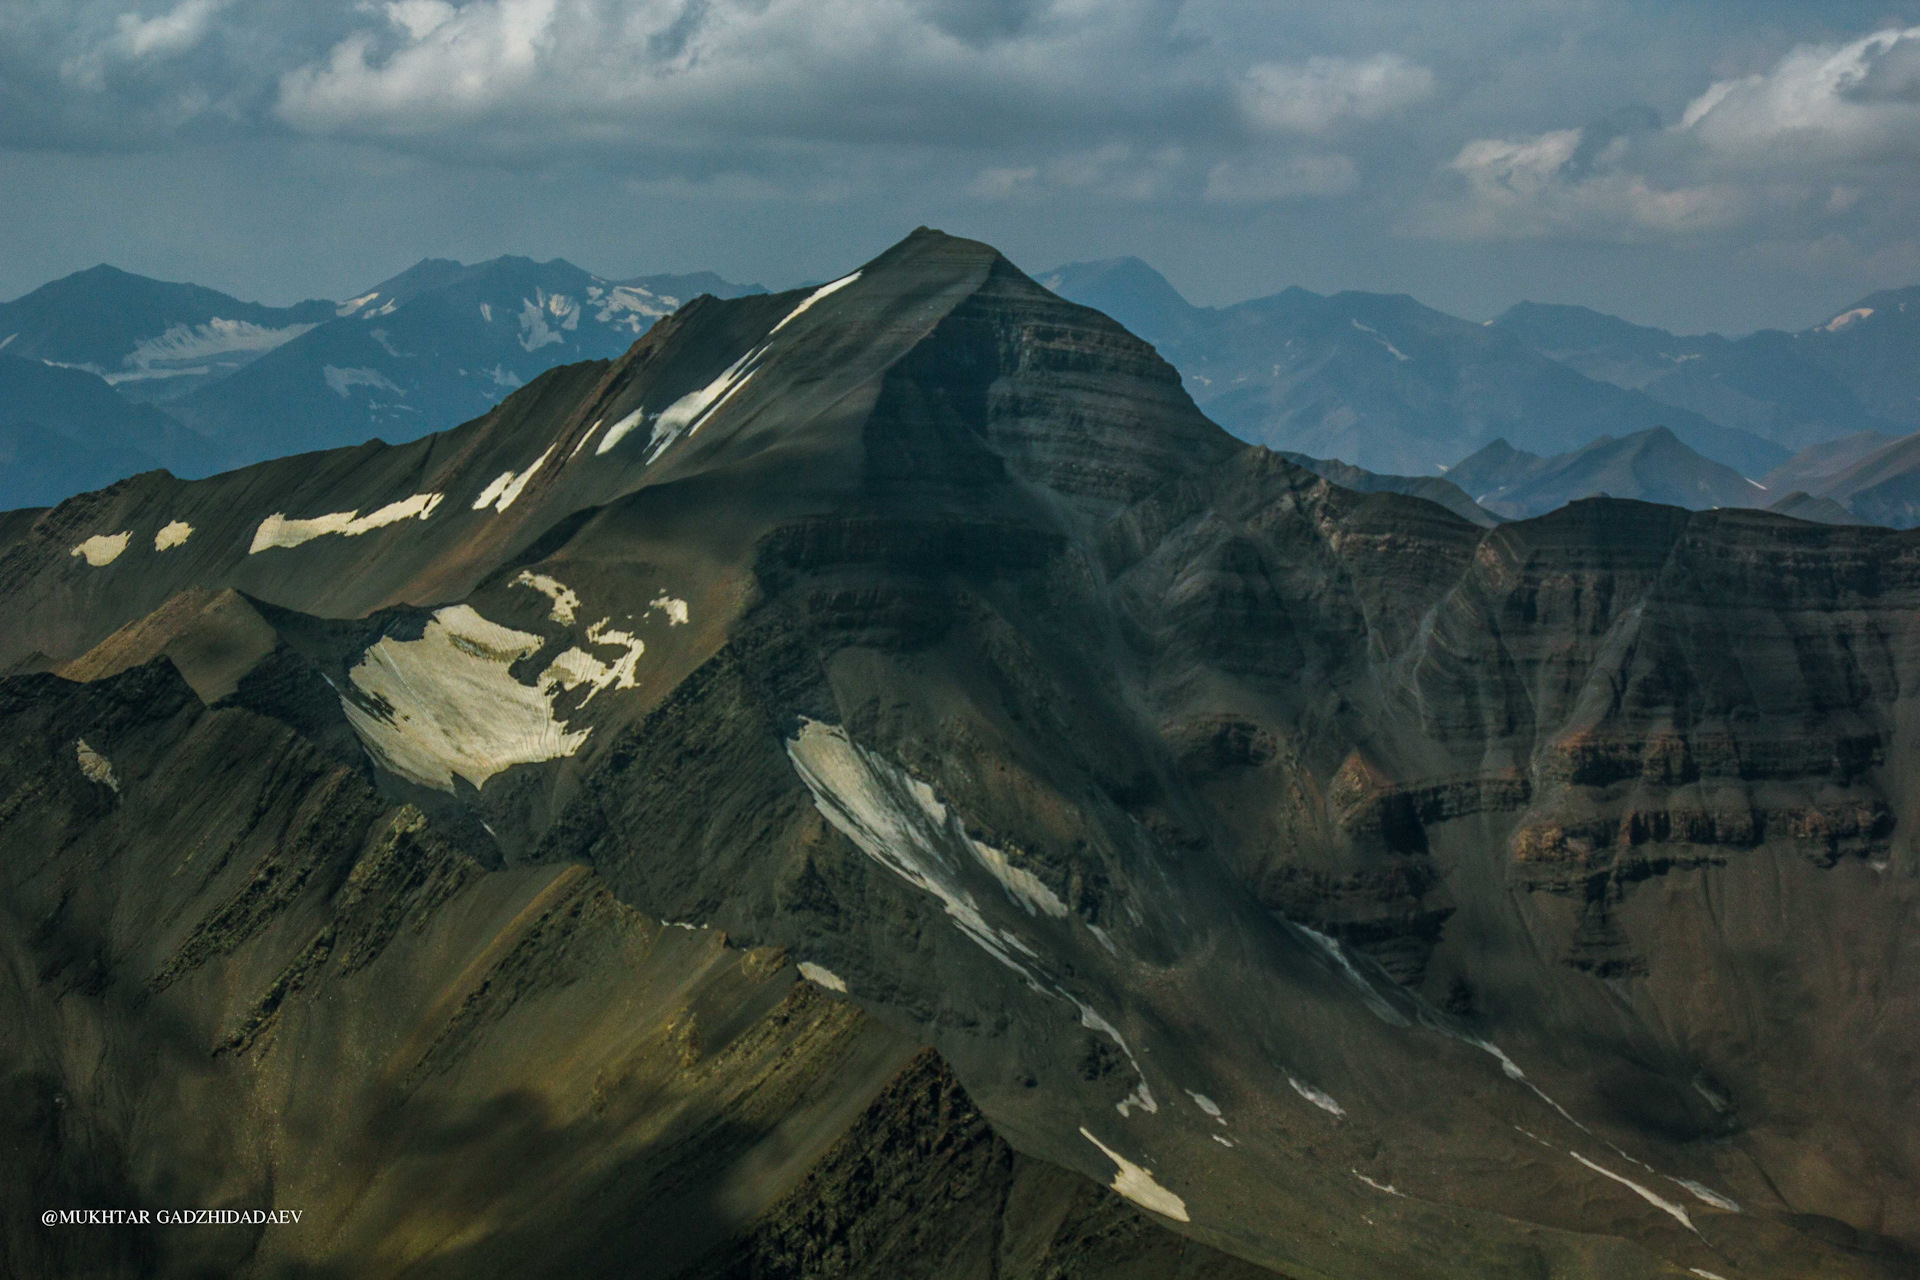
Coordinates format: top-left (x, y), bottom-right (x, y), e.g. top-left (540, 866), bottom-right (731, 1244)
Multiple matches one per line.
top-left (2, 230), bottom-right (1917, 1280)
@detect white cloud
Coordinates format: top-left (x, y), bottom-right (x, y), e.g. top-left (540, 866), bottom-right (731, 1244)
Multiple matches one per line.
top-left (1413, 126), bottom-right (1743, 241)
top-left (1239, 53), bottom-right (1433, 135)
top-left (60, 0), bottom-right (228, 88)
top-left (1204, 152), bottom-right (1357, 202)
top-left (968, 141), bottom-right (1183, 201)
top-left (1680, 25), bottom-right (1920, 163)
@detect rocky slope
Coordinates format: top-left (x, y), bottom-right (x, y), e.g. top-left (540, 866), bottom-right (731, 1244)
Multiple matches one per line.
top-left (2, 229), bottom-right (1917, 1279)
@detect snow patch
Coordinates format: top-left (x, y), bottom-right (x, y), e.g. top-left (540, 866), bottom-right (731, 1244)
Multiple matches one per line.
top-left (541, 618), bottom-right (645, 706)
top-left (595, 406), bottom-right (647, 456)
top-left (1289, 921), bottom-right (1410, 1026)
top-left (473, 445), bottom-right (555, 512)
top-left (1185, 1090), bottom-right (1224, 1121)
top-left (1351, 317), bottom-right (1411, 361)
top-left (479, 302), bottom-right (492, 323)
top-left (339, 604), bottom-right (590, 792)
top-left (337, 291), bottom-right (380, 317)
top-left (1689, 1271), bottom-right (1728, 1280)
top-left (1824, 307), bottom-right (1873, 332)
top-left (513, 571), bottom-right (580, 623)
top-left (1352, 1170), bottom-right (1403, 1196)
top-left (1569, 1152), bottom-right (1694, 1231)
top-left (323, 365), bottom-right (403, 398)
top-left (1289, 1076), bottom-right (1345, 1117)
top-left (592, 284), bottom-right (672, 333)
top-left (1212, 1134), bottom-right (1235, 1147)
top-left (648, 594), bottom-right (690, 626)
top-left (250, 492), bottom-right (442, 552)
top-left (570, 419), bottom-right (602, 459)
top-left (784, 718), bottom-right (1037, 980)
top-left (968, 838), bottom-right (1069, 917)
top-left (69, 532), bottom-right (130, 566)
top-left (517, 291), bottom-right (579, 351)
top-left (153, 521), bottom-right (192, 552)
top-left (771, 271), bottom-right (862, 334)
top-left (797, 962), bottom-right (848, 993)
top-left (76, 740), bottom-right (118, 792)
top-left (1669, 1177), bottom-right (1740, 1212)
top-left (1079, 1128), bottom-right (1188, 1222)
top-left (110, 318), bottom-right (315, 385)
top-left (1116, 1080), bottom-right (1157, 1118)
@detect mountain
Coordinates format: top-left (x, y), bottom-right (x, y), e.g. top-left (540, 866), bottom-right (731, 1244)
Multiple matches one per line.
top-left (0, 354), bottom-right (218, 511)
top-left (1446, 427), bottom-right (1770, 520)
top-left (1274, 450), bottom-right (1500, 527)
top-left (1492, 291), bottom-right (1920, 450)
top-left (1758, 429), bottom-right (1900, 495)
top-left (1766, 491), bottom-right (1864, 525)
top-left (0, 263), bottom-right (336, 402)
top-left (1, 228), bottom-right (1916, 1280)
top-left (1773, 431), bottom-right (1920, 529)
top-left (1039, 257), bottom-right (1786, 477)
top-left (169, 256), bottom-right (766, 467)
top-left (1800, 286), bottom-right (1920, 430)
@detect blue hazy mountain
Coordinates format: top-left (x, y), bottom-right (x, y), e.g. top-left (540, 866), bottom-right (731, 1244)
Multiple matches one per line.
top-left (1038, 257), bottom-right (1788, 477)
top-left (1490, 289), bottom-right (1920, 450)
top-left (0, 258), bottom-right (766, 495)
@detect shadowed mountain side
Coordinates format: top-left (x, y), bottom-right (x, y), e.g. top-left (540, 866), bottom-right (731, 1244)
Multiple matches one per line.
top-left (2, 230), bottom-right (1918, 1279)
top-left (0, 651), bottom-right (1248, 1280)
top-left (1274, 451), bottom-right (1500, 527)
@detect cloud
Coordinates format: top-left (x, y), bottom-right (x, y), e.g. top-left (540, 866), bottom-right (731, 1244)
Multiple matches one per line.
top-left (1679, 25), bottom-right (1920, 163)
top-left (1204, 152), bottom-right (1357, 202)
top-left (1238, 53), bottom-right (1433, 135)
top-left (968, 142), bottom-right (1185, 201)
top-left (59, 0), bottom-right (230, 91)
top-left (1413, 125), bottom-right (1743, 241)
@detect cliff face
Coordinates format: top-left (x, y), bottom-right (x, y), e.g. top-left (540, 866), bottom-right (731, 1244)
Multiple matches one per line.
top-left (2, 229), bottom-right (1917, 1280)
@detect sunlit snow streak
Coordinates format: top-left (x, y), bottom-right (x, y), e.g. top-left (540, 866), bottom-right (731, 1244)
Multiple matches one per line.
top-left (1289, 1076), bottom-right (1345, 1117)
top-left (1079, 1128), bottom-right (1189, 1221)
top-left (797, 962), bottom-right (848, 993)
top-left (1570, 1152), bottom-right (1695, 1231)
top-left (595, 406), bottom-right (645, 456)
top-left (250, 493), bottom-right (442, 552)
top-left (473, 444), bottom-right (554, 512)
top-left (770, 271), bottom-right (862, 334)
top-left (785, 718), bottom-right (1160, 1119)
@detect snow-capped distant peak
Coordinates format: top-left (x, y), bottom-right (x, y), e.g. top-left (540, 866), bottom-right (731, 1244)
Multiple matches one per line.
top-left (1823, 307), bottom-right (1874, 333)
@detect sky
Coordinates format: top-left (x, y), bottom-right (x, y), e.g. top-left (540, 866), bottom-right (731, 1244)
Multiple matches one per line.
top-left (2, 0), bottom-right (1917, 334)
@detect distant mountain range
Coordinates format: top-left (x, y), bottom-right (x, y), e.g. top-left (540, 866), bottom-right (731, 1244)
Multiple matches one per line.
top-left (0, 258), bottom-right (762, 510)
top-left (1446, 427), bottom-right (1768, 521)
top-left (1039, 258), bottom-right (1920, 482)
top-left (1037, 258), bottom-right (1790, 478)
top-left (6, 247), bottom-right (1918, 524)
top-left (1491, 290), bottom-right (1920, 449)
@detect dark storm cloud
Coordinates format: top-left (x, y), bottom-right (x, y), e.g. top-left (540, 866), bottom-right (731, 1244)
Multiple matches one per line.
top-left (1, 0), bottom-right (1917, 331)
